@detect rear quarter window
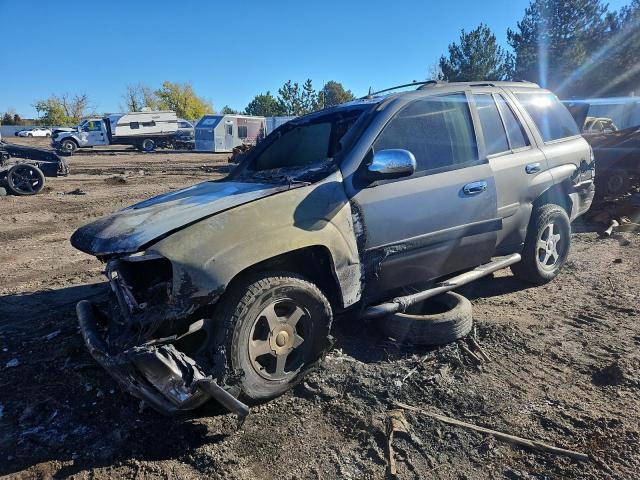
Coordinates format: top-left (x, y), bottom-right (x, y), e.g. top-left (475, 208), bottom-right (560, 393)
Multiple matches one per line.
top-left (515, 92), bottom-right (580, 142)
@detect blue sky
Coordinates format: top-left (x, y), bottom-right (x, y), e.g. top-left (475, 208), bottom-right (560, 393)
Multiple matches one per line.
top-left (0, 0), bottom-right (631, 117)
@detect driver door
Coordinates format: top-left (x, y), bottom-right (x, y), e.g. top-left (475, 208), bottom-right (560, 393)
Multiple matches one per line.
top-left (85, 120), bottom-right (108, 146)
top-left (350, 92), bottom-right (499, 299)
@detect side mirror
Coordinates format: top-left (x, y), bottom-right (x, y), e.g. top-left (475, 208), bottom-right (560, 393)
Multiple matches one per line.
top-left (366, 149), bottom-right (416, 181)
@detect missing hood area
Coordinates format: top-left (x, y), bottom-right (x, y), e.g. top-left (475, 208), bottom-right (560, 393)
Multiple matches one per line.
top-left (76, 254), bottom-right (250, 422)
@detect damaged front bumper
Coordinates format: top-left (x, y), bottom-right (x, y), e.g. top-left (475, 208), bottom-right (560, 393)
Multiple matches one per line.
top-left (76, 300), bottom-right (249, 422)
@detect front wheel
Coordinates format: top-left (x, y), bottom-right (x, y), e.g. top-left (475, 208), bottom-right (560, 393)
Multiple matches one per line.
top-left (213, 273), bottom-right (332, 401)
top-left (60, 139), bottom-right (77, 155)
top-left (511, 204), bottom-right (571, 285)
top-left (6, 164), bottom-right (45, 195)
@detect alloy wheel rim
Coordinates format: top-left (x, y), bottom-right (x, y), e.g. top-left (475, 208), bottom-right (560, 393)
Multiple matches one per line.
top-left (10, 166), bottom-right (41, 194)
top-left (248, 299), bottom-right (309, 381)
top-left (536, 222), bottom-right (564, 271)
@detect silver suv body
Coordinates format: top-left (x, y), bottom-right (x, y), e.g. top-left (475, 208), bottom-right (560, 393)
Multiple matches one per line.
top-left (72, 81), bottom-right (595, 415)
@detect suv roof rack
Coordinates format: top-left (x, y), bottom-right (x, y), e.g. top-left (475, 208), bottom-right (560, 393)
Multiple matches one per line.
top-left (362, 80), bottom-right (447, 99)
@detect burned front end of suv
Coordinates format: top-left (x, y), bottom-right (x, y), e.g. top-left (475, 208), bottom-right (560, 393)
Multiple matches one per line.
top-left (69, 180), bottom-right (305, 417)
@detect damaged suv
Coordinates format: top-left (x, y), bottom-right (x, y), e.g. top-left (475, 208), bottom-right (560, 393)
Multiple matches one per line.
top-left (72, 81), bottom-right (594, 418)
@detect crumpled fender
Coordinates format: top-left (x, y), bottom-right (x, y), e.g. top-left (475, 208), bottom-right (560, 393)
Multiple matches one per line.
top-left (150, 171), bottom-right (362, 308)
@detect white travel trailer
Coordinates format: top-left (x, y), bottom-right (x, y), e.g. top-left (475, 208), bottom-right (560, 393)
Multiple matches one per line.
top-left (52, 111), bottom-right (178, 155)
top-left (195, 115), bottom-right (266, 152)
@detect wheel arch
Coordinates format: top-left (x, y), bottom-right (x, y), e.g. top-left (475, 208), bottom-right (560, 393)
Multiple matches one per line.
top-left (223, 245), bottom-right (347, 313)
top-left (533, 180), bottom-right (574, 216)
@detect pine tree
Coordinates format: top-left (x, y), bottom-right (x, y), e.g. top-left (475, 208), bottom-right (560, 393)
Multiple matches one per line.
top-left (439, 24), bottom-right (513, 82)
top-left (508, 0), bottom-right (607, 97)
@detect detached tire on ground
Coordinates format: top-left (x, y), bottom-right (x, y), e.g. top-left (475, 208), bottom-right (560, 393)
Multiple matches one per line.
top-left (511, 203), bottom-right (571, 285)
top-left (379, 292), bottom-right (473, 346)
top-left (6, 164), bottom-right (45, 196)
top-left (213, 272), bottom-right (333, 401)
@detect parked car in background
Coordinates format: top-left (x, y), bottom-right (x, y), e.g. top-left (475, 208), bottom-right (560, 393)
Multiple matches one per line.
top-left (73, 81), bottom-right (594, 417)
top-left (17, 128), bottom-right (52, 137)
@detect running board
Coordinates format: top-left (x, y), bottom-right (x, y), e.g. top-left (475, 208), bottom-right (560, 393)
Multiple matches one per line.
top-left (361, 253), bottom-right (521, 319)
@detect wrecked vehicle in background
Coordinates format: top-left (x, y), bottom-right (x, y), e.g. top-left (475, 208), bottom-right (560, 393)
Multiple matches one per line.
top-left (567, 100), bottom-right (640, 199)
top-left (0, 138), bottom-right (69, 195)
top-left (72, 81), bottom-right (594, 418)
top-left (585, 126), bottom-right (640, 198)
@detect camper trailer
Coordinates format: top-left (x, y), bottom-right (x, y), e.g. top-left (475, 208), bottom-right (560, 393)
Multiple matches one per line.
top-left (52, 111), bottom-right (178, 155)
top-left (195, 115), bottom-right (266, 152)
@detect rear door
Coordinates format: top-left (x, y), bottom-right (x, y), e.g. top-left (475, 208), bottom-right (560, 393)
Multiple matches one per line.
top-left (471, 88), bottom-right (549, 251)
top-left (509, 90), bottom-right (591, 182)
top-left (350, 92), bottom-right (499, 298)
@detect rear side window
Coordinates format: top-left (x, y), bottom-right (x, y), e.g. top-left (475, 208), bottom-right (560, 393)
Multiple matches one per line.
top-left (495, 95), bottom-right (529, 149)
top-left (374, 93), bottom-right (478, 174)
top-left (515, 92), bottom-right (580, 142)
top-left (474, 94), bottom-right (509, 156)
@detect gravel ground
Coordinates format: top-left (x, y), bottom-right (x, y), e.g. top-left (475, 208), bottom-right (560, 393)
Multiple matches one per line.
top-left (1, 138), bottom-right (639, 479)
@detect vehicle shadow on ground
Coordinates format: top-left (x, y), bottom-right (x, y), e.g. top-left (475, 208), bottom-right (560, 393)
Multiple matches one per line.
top-left (0, 283), bottom-right (230, 478)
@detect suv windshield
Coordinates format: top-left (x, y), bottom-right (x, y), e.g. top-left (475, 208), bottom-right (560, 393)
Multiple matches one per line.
top-left (248, 108), bottom-right (366, 174)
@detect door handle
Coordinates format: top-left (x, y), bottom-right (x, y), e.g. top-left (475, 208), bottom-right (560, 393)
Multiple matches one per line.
top-left (463, 181), bottom-right (488, 196)
top-left (525, 162), bottom-right (541, 174)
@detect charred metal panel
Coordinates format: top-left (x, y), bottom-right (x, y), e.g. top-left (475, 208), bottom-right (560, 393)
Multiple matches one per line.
top-left (70, 181), bottom-right (293, 256)
top-left (151, 171), bottom-right (362, 308)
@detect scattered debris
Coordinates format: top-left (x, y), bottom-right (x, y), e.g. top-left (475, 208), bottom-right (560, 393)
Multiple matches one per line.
top-left (603, 219), bottom-right (619, 236)
top-left (469, 337), bottom-right (490, 363)
top-left (104, 176), bottom-right (127, 185)
top-left (386, 409), bottom-right (411, 477)
top-left (66, 188), bottom-right (87, 196)
top-left (393, 401), bottom-right (591, 463)
top-left (43, 330), bottom-right (61, 341)
top-left (0, 187), bottom-right (7, 197)
top-left (400, 354), bottom-right (436, 383)
top-left (228, 144), bottom-right (253, 163)
top-left (6, 358), bottom-right (20, 368)
top-left (457, 340), bottom-right (482, 365)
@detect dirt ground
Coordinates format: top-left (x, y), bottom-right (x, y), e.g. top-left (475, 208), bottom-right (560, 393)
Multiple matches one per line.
top-left (1, 138), bottom-right (639, 479)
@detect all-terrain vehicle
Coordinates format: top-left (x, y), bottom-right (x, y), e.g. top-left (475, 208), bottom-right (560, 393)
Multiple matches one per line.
top-left (72, 81), bottom-right (595, 418)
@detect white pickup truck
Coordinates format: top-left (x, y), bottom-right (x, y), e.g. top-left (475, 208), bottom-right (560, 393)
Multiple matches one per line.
top-left (51, 111), bottom-right (178, 155)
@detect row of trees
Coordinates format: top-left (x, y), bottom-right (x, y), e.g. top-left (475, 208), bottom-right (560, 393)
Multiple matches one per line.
top-left (438, 0), bottom-right (640, 98)
top-left (244, 80), bottom-right (355, 117)
top-left (121, 81), bottom-right (213, 120)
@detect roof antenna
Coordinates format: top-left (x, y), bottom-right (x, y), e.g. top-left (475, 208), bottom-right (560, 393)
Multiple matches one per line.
top-left (367, 86), bottom-right (372, 99)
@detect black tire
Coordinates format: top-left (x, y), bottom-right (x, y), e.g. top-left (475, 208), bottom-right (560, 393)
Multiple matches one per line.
top-left (379, 292), bottom-right (472, 346)
top-left (45, 133), bottom-right (51, 138)
top-left (60, 139), bottom-right (77, 156)
top-left (27, 133), bottom-right (33, 137)
top-left (511, 203), bottom-right (571, 285)
top-left (213, 272), bottom-right (332, 401)
top-left (605, 172), bottom-right (630, 196)
top-left (6, 164), bottom-right (45, 196)
top-left (141, 139), bottom-right (156, 152)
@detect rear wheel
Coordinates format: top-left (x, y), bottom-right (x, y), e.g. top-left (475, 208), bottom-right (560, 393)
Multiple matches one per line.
top-left (6, 164), bottom-right (45, 195)
top-left (213, 273), bottom-right (332, 401)
top-left (511, 204), bottom-right (571, 285)
top-left (141, 139), bottom-right (156, 152)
